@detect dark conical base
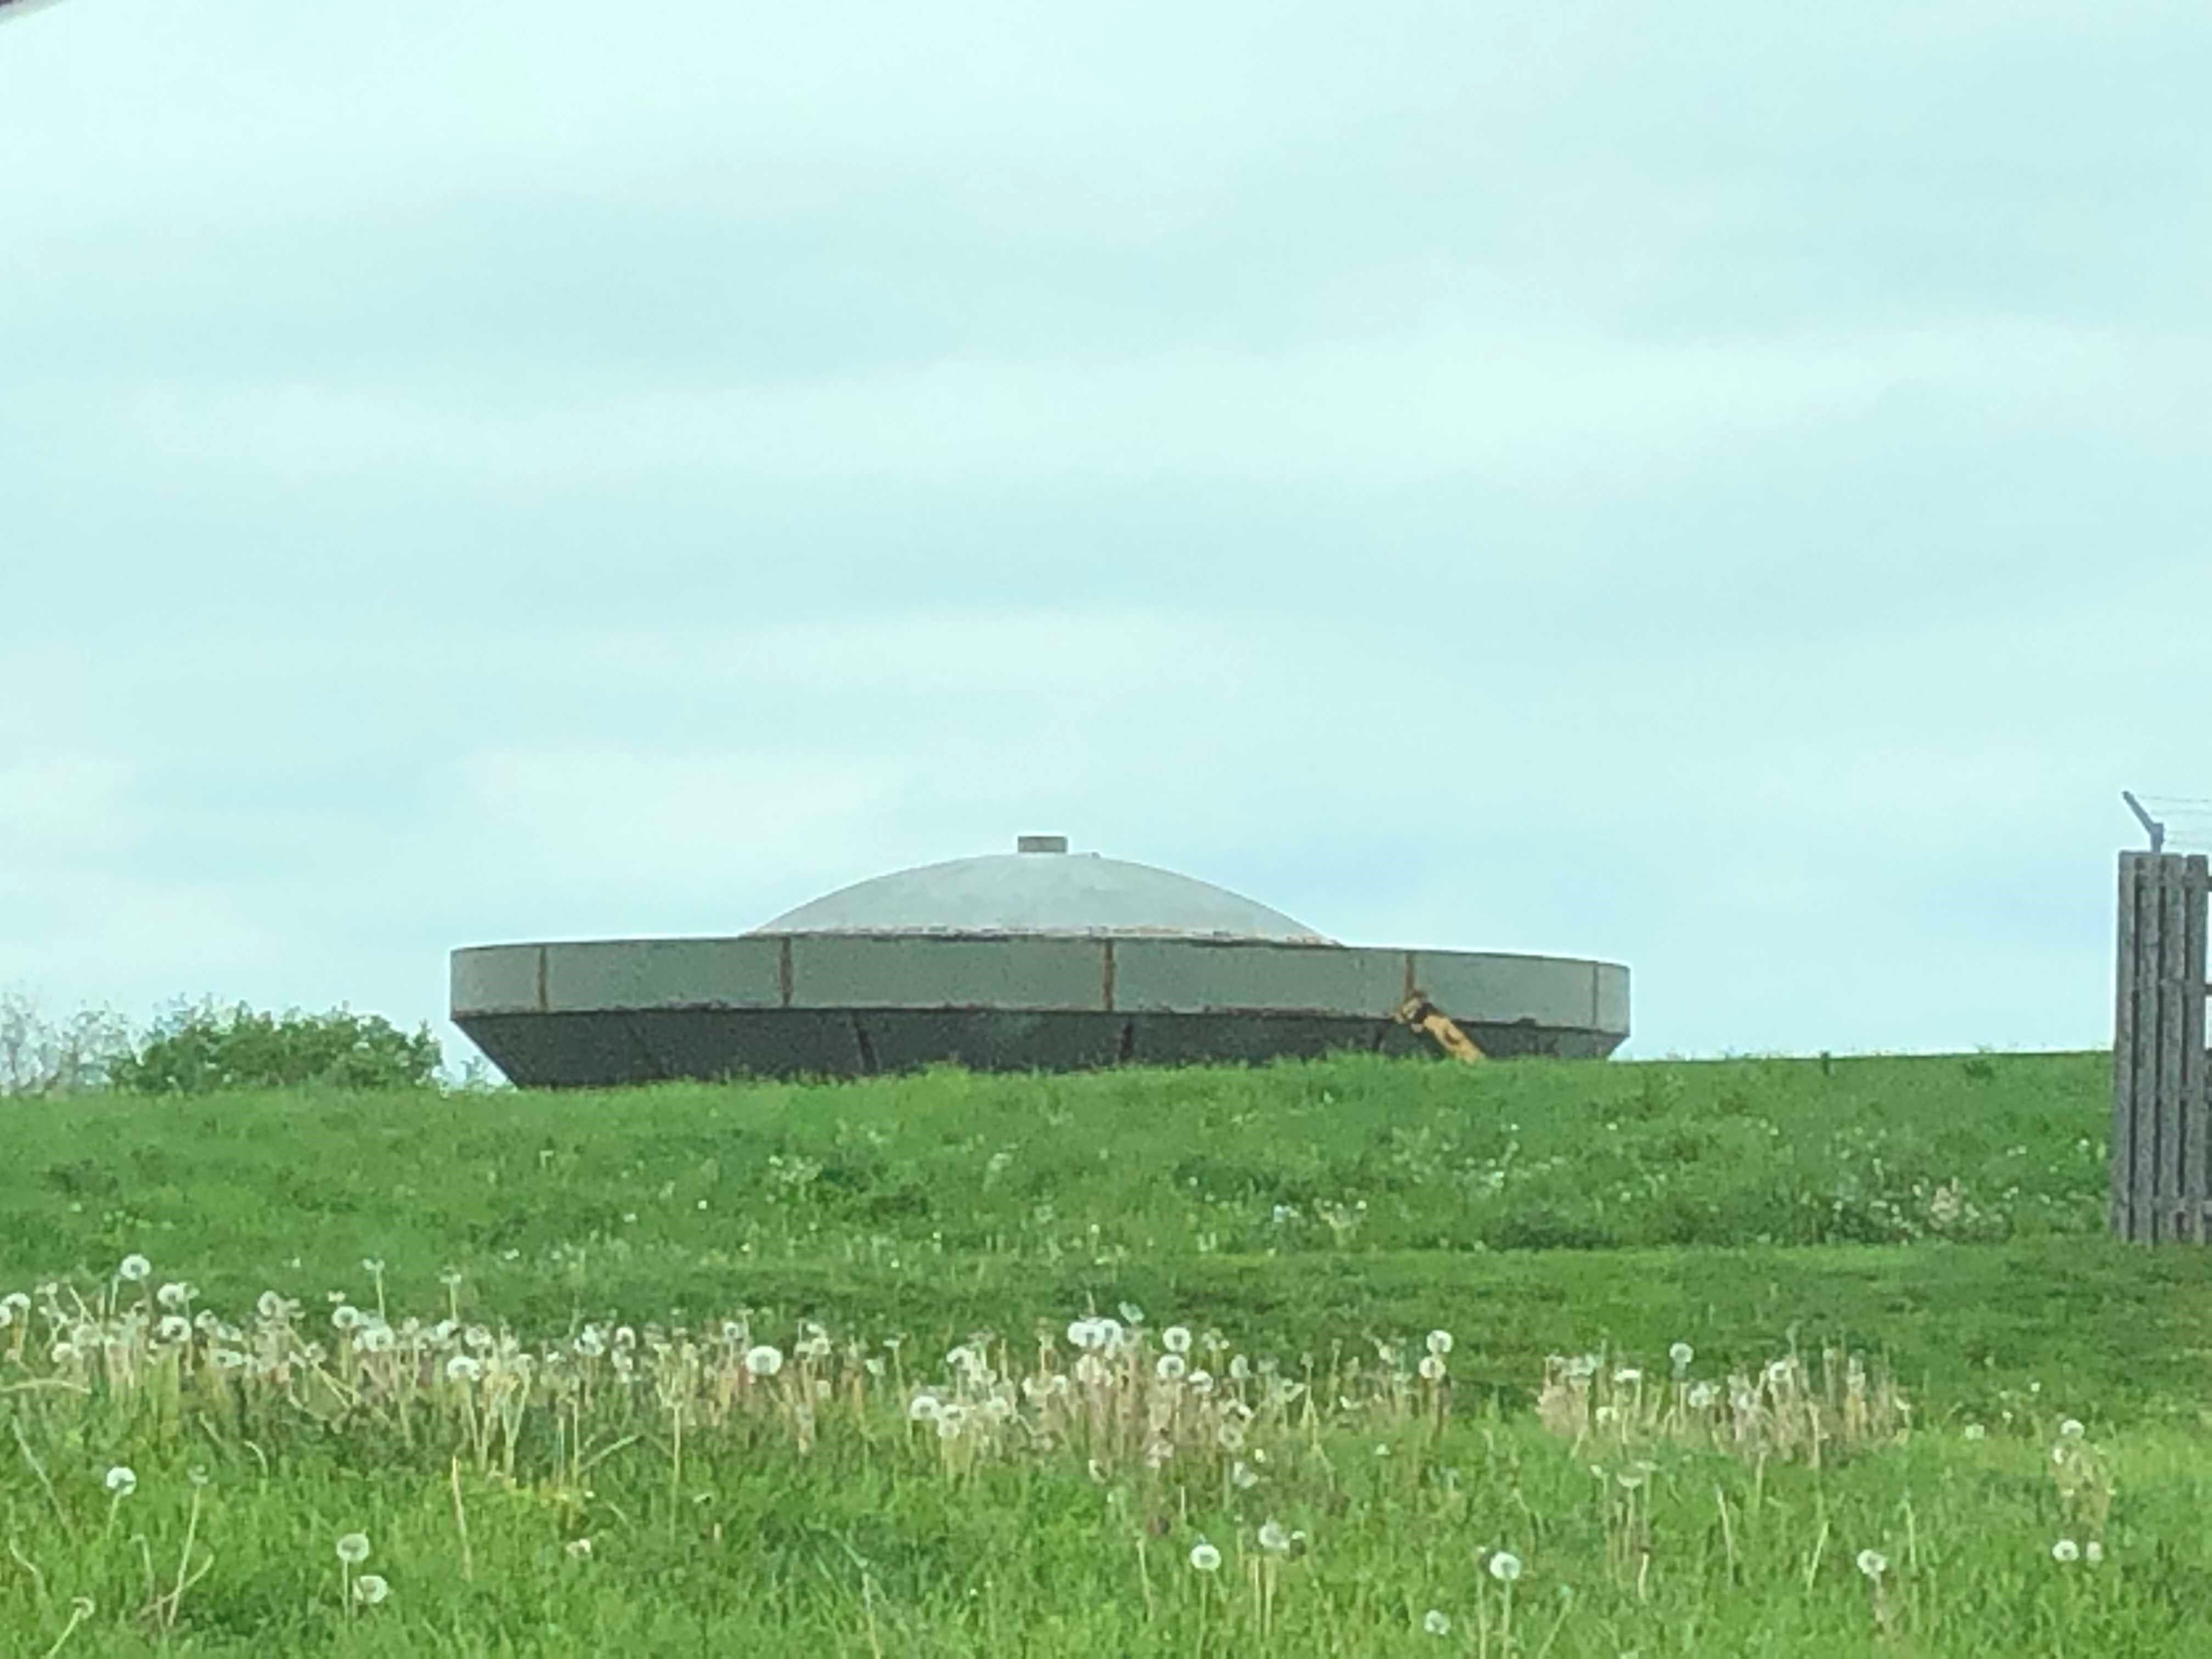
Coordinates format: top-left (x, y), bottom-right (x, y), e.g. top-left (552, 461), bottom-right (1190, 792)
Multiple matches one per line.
top-left (456, 1007), bottom-right (1623, 1088)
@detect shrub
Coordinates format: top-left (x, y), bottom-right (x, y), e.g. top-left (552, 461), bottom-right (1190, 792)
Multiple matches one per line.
top-left (109, 998), bottom-right (442, 1095)
top-left (0, 987), bottom-right (135, 1098)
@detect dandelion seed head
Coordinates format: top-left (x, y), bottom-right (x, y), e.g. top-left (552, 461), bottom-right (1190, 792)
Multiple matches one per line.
top-left (1163, 1325), bottom-right (1192, 1354)
top-left (1669, 1341), bottom-right (1694, 1369)
top-left (353, 1573), bottom-right (389, 1606)
top-left (445, 1355), bottom-right (482, 1383)
top-left (156, 1282), bottom-right (191, 1310)
top-left (1259, 1520), bottom-right (1290, 1553)
top-left (1424, 1610), bottom-right (1451, 1636)
top-left (1157, 1353), bottom-right (1188, 1381)
top-left (1488, 1550), bottom-right (1523, 1583)
top-left (1418, 1354), bottom-right (1447, 1381)
top-left (104, 1466), bottom-right (136, 1497)
top-left (1426, 1329), bottom-right (1453, 1356)
top-left (156, 1314), bottom-right (190, 1343)
top-left (743, 1345), bottom-right (784, 1377)
top-left (336, 1533), bottom-right (371, 1565)
top-left (2059, 1418), bottom-right (2085, 1440)
top-left (2086, 1541), bottom-right (2104, 1565)
top-left (1855, 1549), bottom-right (1888, 1579)
top-left (1188, 1541), bottom-right (1221, 1572)
top-left (2052, 1538), bottom-right (2080, 1563)
top-left (1231, 1460), bottom-right (1259, 1490)
top-left (117, 1254), bottom-right (151, 1283)
top-left (1612, 1367), bottom-right (1641, 1385)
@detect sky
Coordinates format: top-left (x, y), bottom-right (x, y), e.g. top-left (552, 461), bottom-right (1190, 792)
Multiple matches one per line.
top-left (3, 0), bottom-right (2209, 1068)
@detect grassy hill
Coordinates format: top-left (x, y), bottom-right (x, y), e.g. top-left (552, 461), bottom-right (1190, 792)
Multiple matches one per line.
top-left (7, 1049), bottom-right (2212, 1654)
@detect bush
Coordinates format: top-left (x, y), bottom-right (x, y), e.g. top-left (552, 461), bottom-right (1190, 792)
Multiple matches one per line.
top-left (0, 987), bottom-right (136, 1098)
top-left (109, 998), bottom-right (443, 1095)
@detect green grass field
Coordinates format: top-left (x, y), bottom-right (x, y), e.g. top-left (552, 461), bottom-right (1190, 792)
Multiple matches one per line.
top-left (4, 1049), bottom-right (2210, 1655)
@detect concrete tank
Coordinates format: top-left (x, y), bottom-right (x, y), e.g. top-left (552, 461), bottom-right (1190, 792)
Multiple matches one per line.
top-left (451, 838), bottom-right (1629, 1086)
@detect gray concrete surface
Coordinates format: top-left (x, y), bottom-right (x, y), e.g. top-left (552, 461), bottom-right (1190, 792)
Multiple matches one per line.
top-left (450, 839), bottom-right (1630, 1085)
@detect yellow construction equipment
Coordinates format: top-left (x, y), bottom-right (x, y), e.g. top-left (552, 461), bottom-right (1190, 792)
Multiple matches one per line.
top-left (1395, 992), bottom-right (1485, 1062)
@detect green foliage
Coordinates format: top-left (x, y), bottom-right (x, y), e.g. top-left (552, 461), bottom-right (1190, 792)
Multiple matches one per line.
top-left (107, 998), bottom-right (442, 1096)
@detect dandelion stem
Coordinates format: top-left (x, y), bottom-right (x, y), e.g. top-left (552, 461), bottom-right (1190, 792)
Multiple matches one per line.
top-left (1803, 1517), bottom-right (1829, 1595)
top-left (163, 1485), bottom-right (204, 1634)
top-left (1715, 1483), bottom-right (1737, 1586)
top-left (9, 1423), bottom-right (76, 1545)
top-left (40, 1596), bottom-right (92, 1659)
top-left (449, 1455), bottom-right (474, 1581)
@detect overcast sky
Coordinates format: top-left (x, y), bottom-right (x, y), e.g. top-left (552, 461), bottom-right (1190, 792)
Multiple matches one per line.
top-left (4, 0), bottom-right (2208, 1068)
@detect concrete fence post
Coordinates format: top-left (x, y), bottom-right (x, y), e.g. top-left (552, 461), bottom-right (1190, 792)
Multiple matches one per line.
top-left (2112, 851), bottom-right (2210, 1243)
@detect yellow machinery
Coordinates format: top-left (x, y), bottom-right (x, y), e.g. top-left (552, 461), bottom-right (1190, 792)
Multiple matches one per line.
top-left (1395, 993), bottom-right (1485, 1062)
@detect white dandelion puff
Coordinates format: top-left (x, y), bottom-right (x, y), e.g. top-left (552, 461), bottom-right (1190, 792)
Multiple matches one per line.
top-left (1188, 1541), bottom-right (1221, 1572)
top-left (1156, 1353), bottom-right (1188, 1381)
top-left (1488, 1550), bottom-right (1523, 1583)
top-left (2059, 1418), bottom-right (2085, 1440)
top-left (2052, 1539), bottom-right (2080, 1563)
top-left (117, 1255), bottom-right (151, 1283)
top-left (1164, 1325), bottom-right (1192, 1354)
top-left (445, 1355), bottom-right (482, 1384)
top-left (1424, 1609), bottom-right (1451, 1635)
top-left (1426, 1330), bottom-right (1453, 1356)
top-left (1669, 1341), bottom-right (1694, 1370)
top-left (353, 1573), bottom-right (389, 1606)
top-left (1258, 1520), bottom-right (1290, 1554)
top-left (103, 1466), bottom-right (137, 1497)
top-left (336, 1533), bottom-right (371, 1565)
top-left (744, 1345), bottom-right (784, 1377)
top-left (1418, 1354), bottom-right (1447, 1381)
top-left (2086, 1541), bottom-right (2105, 1565)
top-left (1856, 1549), bottom-right (1888, 1579)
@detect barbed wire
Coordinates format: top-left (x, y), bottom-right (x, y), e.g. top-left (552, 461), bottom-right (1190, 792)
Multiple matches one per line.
top-left (2121, 792), bottom-right (2212, 853)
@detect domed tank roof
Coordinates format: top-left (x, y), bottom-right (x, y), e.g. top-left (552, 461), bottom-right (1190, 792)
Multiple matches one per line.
top-left (752, 837), bottom-right (1335, 944)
